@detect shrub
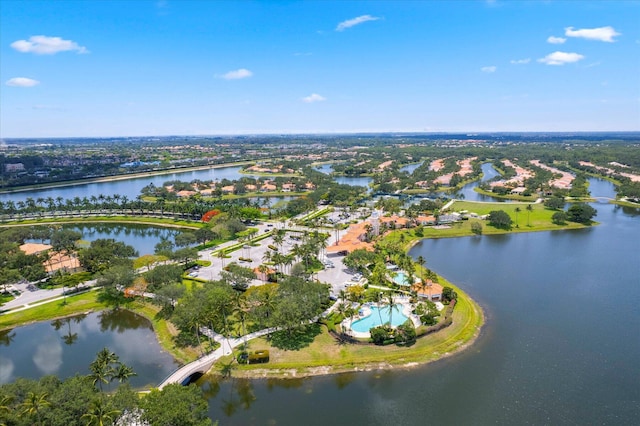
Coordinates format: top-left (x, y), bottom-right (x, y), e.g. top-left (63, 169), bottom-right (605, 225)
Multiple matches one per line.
top-left (370, 325), bottom-right (393, 345)
top-left (394, 320), bottom-right (416, 344)
top-left (248, 350), bottom-right (270, 364)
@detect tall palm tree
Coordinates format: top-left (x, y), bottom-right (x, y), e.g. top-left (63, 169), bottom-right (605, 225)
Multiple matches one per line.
top-left (81, 398), bottom-right (121, 426)
top-left (526, 204), bottom-right (533, 227)
top-left (417, 255), bottom-right (426, 283)
top-left (20, 392), bottom-right (50, 425)
top-left (385, 292), bottom-right (399, 326)
top-left (514, 206), bottom-right (521, 228)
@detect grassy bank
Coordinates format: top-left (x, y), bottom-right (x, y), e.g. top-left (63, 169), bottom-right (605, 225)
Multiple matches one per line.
top-left (216, 277), bottom-right (483, 378)
top-left (0, 291), bottom-right (106, 331)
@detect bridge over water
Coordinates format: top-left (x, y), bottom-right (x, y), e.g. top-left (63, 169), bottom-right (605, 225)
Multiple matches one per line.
top-left (157, 327), bottom-right (278, 389)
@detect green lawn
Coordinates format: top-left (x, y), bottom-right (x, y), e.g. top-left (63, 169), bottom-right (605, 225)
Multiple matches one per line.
top-left (215, 277), bottom-right (483, 377)
top-left (0, 290), bottom-right (106, 331)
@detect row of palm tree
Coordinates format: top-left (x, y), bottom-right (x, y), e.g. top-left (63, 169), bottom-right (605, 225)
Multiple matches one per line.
top-left (0, 193), bottom-right (273, 221)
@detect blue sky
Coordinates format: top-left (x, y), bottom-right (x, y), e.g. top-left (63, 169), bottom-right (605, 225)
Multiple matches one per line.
top-left (1, 0), bottom-right (638, 138)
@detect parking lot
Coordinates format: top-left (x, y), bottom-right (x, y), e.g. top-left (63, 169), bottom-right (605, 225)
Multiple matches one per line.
top-left (193, 221), bottom-right (360, 293)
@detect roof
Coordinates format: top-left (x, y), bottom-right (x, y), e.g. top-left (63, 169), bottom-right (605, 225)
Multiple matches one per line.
top-left (326, 221), bottom-right (374, 254)
top-left (19, 242), bottom-right (52, 255)
top-left (412, 281), bottom-right (444, 297)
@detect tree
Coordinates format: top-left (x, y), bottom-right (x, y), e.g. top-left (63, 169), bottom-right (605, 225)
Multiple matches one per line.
top-left (514, 207), bottom-right (521, 228)
top-left (96, 265), bottom-right (135, 309)
top-left (220, 263), bottom-right (255, 291)
top-left (544, 196), bottom-right (565, 210)
top-left (172, 247), bottom-right (199, 267)
top-left (79, 239), bottom-right (137, 273)
top-left (526, 204), bottom-right (533, 227)
top-left (488, 210), bottom-right (512, 230)
top-left (470, 221), bottom-right (483, 235)
top-left (144, 264), bottom-right (184, 291)
top-left (81, 397), bottom-right (121, 426)
top-left (140, 384), bottom-right (212, 426)
top-left (442, 286), bottom-right (458, 304)
top-left (174, 232), bottom-right (197, 248)
top-left (567, 203), bottom-right (597, 224)
top-left (20, 391), bottom-right (51, 425)
top-left (552, 211), bottom-right (568, 225)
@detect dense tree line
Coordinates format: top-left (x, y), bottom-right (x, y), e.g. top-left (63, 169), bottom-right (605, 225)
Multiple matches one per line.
top-left (0, 349), bottom-right (211, 425)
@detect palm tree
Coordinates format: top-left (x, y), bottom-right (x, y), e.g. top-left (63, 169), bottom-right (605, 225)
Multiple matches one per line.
top-left (0, 394), bottom-right (14, 415)
top-left (218, 249), bottom-right (227, 268)
top-left (417, 255), bottom-right (426, 283)
top-left (20, 392), bottom-right (50, 425)
top-left (514, 206), bottom-right (521, 228)
top-left (385, 292), bottom-right (399, 326)
top-left (113, 363), bottom-right (136, 383)
top-left (81, 398), bottom-right (121, 426)
top-left (373, 292), bottom-right (385, 326)
top-left (526, 204), bottom-right (533, 227)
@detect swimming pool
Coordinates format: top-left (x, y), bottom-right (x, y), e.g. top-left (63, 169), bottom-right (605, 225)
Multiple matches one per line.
top-left (350, 304), bottom-right (409, 332)
top-left (392, 271), bottom-right (412, 286)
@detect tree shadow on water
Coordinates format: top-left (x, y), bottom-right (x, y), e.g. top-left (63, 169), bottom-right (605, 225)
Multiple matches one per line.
top-left (269, 323), bottom-right (321, 350)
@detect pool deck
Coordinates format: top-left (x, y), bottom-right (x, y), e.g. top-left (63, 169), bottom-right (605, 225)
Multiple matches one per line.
top-left (341, 297), bottom-right (422, 338)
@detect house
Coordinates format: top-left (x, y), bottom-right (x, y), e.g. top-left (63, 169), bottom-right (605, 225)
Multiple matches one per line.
top-left (19, 243), bottom-right (82, 274)
top-left (415, 215), bottom-right (437, 225)
top-left (379, 215), bottom-right (411, 228)
top-left (176, 190), bottom-right (196, 198)
top-left (281, 183), bottom-right (296, 192)
top-left (411, 281), bottom-right (443, 301)
top-left (221, 185), bottom-right (235, 193)
top-left (260, 183), bottom-right (277, 192)
top-left (326, 221), bottom-right (374, 255)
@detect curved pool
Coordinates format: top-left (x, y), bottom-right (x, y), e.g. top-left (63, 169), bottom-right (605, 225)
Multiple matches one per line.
top-left (350, 304), bottom-right (409, 332)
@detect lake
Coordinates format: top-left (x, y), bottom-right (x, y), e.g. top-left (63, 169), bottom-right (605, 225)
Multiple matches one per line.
top-left (199, 180), bottom-right (640, 425)
top-left (0, 165), bottom-right (249, 204)
top-left (0, 310), bottom-right (179, 389)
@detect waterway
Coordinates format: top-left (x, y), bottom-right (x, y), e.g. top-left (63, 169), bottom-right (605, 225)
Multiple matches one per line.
top-left (0, 310), bottom-right (179, 389)
top-left (0, 165), bottom-right (250, 204)
top-left (1, 163), bottom-right (371, 203)
top-left (198, 179), bottom-right (640, 425)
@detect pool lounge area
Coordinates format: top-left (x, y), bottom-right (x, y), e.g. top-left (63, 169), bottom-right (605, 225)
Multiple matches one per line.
top-left (342, 298), bottom-right (421, 338)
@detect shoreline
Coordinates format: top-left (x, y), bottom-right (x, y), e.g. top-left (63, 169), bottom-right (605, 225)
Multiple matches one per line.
top-left (224, 308), bottom-right (483, 380)
top-left (0, 160), bottom-right (255, 194)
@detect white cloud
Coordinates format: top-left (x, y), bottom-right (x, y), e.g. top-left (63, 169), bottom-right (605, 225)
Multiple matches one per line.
top-left (481, 66), bottom-right (497, 73)
top-left (510, 58), bottom-right (531, 64)
top-left (302, 93), bottom-right (326, 103)
top-left (565, 26), bottom-right (620, 42)
top-left (221, 68), bottom-right (253, 80)
top-left (6, 77), bottom-right (40, 87)
top-left (547, 36), bottom-right (566, 44)
top-left (336, 15), bottom-right (380, 31)
top-left (538, 51), bottom-right (585, 65)
top-left (10, 35), bottom-right (88, 55)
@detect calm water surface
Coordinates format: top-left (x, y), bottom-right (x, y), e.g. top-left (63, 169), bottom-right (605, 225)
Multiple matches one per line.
top-left (201, 180), bottom-right (640, 425)
top-left (0, 310), bottom-right (179, 388)
top-left (0, 165), bottom-right (248, 203)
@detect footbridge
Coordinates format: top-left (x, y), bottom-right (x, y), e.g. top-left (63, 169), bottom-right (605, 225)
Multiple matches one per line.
top-left (157, 327), bottom-right (278, 390)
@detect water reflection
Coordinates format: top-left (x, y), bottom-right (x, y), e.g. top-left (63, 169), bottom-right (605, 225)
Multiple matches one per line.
top-left (32, 334), bottom-right (63, 375)
top-left (1, 310), bottom-right (178, 387)
top-left (199, 375), bottom-right (257, 417)
top-left (99, 309), bottom-right (151, 333)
